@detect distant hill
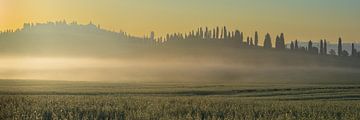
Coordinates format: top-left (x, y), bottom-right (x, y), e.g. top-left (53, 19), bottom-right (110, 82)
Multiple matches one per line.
top-left (0, 22), bottom-right (152, 57)
top-left (0, 22), bottom-right (358, 58)
top-left (1, 22), bottom-right (360, 82)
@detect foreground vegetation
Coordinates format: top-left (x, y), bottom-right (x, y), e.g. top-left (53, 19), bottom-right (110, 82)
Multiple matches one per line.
top-left (2, 96), bottom-right (360, 120)
top-left (1, 80), bottom-right (360, 119)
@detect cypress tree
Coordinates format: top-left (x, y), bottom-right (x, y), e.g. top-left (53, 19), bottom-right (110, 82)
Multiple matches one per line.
top-left (320, 40), bottom-right (324, 55)
top-left (295, 40), bottom-right (299, 50)
top-left (290, 41), bottom-right (295, 50)
top-left (250, 37), bottom-right (254, 46)
top-left (247, 37), bottom-right (250, 46)
top-left (279, 33), bottom-right (285, 49)
top-left (220, 27), bottom-right (223, 39)
top-left (338, 37), bottom-right (342, 56)
top-left (264, 33), bottom-right (272, 48)
top-left (275, 35), bottom-right (280, 49)
top-left (352, 43), bottom-right (356, 57)
top-left (212, 28), bottom-right (216, 39)
top-left (324, 39), bottom-right (327, 55)
top-left (254, 31), bottom-right (259, 47)
top-left (308, 40), bottom-right (313, 53)
top-left (216, 26), bottom-right (219, 39)
top-left (223, 26), bottom-right (227, 39)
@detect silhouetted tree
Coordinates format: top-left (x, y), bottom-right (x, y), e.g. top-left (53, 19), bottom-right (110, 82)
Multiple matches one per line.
top-left (212, 28), bottom-right (216, 39)
top-left (338, 37), bottom-right (342, 56)
top-left (324, 39), bottom-right (327, 55)
top-left (275, 33), bottom-right (285, 49)
top-left (280, 33), bottom-right (285, 49)
top-left (352, 43), bottom-right (357, 57)
top-left (250, 38), bottom-right (254, 46)
top-left (220, 27), bottom-right (223, 39)
top-left (320, 40), bottom-right (324, 55)
top-left (199, 27), bottom-right (204, 39)
top-left (254, 31), bottom-right (259, 47)
top-left (290, 41), bottom-right (294, 50)
top-left (227, 31), bottom-right (231, 40)
top-left (240, 32), bottom-right (244, 46)
top-left (223, 26), bottom-right (227, 39)
top-left (246, 37), bottom-right (250, 46)
top-left (295, 40), bottom-right (299, 50)
top-left (263, 33), bottom-right (272, 48)
top-left (205, 27), bottom-right (208, 39)
top-left (216, 27), bottom-right (220, 39)
top-left (308, 40), bottom-right (318, 54)
top-left (275, 35), bottom-right (280, 49)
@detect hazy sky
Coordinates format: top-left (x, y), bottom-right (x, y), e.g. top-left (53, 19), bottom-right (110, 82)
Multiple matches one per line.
top-left (1, 0), bottom-right (360, 43)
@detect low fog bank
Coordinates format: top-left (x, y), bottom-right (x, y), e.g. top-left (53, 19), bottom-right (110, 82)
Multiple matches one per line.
top-left (1, 24), bottom-right (360, 84)
top-left (1, 51), bottom-right (360, 84)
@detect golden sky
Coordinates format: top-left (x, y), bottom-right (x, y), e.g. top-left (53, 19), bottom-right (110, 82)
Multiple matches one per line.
top-left (1, 0), bottom-right (360, 43)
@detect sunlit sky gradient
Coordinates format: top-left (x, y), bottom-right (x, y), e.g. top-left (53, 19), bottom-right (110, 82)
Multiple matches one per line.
top-left (1, 0), bottom-right (360, 43)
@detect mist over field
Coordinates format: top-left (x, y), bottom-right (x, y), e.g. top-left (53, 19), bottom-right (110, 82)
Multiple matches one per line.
top-left (2, 1), bottom-right (360, 119)
top-left (0, 23), bottom-right (359, 84)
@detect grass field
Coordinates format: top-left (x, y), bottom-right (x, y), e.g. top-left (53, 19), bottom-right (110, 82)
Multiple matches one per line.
top-left (1, 80), bottom-right (360, 120)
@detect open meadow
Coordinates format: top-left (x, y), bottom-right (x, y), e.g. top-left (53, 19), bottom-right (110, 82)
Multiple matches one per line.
top-left (1, 80), bottom-right (360, 120)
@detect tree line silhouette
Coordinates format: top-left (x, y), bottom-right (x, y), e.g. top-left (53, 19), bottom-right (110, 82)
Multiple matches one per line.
top-left (154, 26), bottom-right (360, 57)
top-left (1, 22), bottom-right (360, 57)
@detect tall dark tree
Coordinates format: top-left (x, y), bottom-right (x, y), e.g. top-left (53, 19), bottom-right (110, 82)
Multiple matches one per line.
top-left (235, 30), bottom-right (241, 46)
top-left (324, 39), bottom-right (327, 55)
top-left (307, 40), bottom-right (318, 54)
top-left (295, 40), bottom-right (299, 50)
top-left (200, 27), bottom-right (204, 39)
top-left (352, 43), bottom-right (357, 57)
top-left (216, 26), bottom-right (219, 39)
top-left (338, 37), bottom-right (342, 56)
top-left (250, 38), bottom-right (254, 46)
top-left (254, 31), bottom-right (259, 47)
top-left (275, 33), bottom-right (285, 49)
top-left (227, 32), bottom-right (231, 40)
top-left (246, 37), bottom-right (250, 46)
top-left (290, 41), bottom-right (295, 50)
top-left (308, 40), bottom-right (313, 52)
top-left (212, 28), bottom-right (216, 39)
top-left (220, 27), bottom-right (223, 39)
top-left (275, 35), bottom-right (280, 49)
top-left (320, 40), bottom-right (324, 55)
top-left (263, 33), bottom-right (272, 48)
top-left (204, 27), bottom-right (208, 39)
top-left (223, 26), bottom-right (227, 39)
top-left (240, 32), bottom-right (244, 45)
top-left (280, 33), bottom-right (285, 49)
